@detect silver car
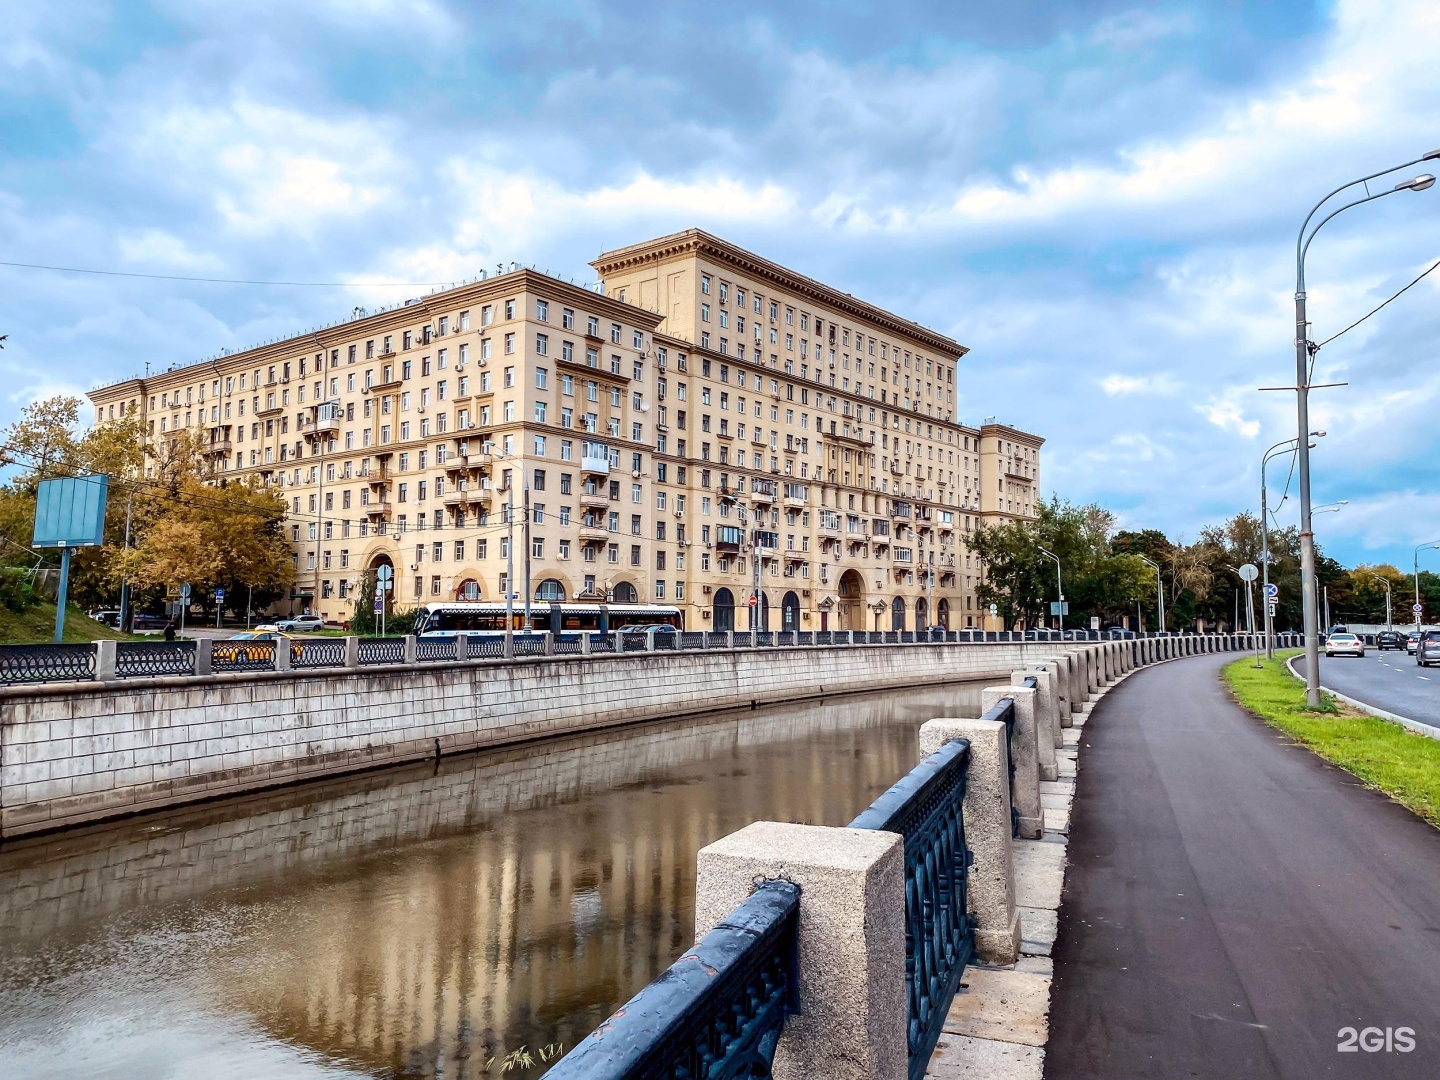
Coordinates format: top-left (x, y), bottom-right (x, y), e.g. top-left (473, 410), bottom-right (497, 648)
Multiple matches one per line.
top-left (1417, 630), bottom-right (1440, 668)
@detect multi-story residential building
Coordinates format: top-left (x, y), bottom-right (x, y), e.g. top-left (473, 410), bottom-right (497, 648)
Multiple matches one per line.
top-left (87, 229), bottom-right (1042, 631)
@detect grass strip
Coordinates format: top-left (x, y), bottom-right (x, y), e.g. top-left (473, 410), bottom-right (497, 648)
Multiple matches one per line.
top-left (1223, 652), bottom-right (1440, 828)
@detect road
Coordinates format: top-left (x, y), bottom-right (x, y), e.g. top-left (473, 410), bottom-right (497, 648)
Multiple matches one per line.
top-left (1047, 651), bottom-right (1440, 1080)
top-left (1295, 649), bottom-right (1440, 730)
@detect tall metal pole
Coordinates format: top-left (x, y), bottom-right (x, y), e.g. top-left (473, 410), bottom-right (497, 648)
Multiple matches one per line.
top-left (1038, 546), bottom-right (1063, 630)
top-left (522, 470), bottom-right (532, 633)
top-left (1139, 555), bottom-right (1164, 635)
top-left (1414, 541), bottom-right (1440, 629)
top-left (1292, 150), bottom-right (1438, 705)
top-left (118, 490), bottom-right (134, 632)
top-left (505, 480), bottom-right (515, 645)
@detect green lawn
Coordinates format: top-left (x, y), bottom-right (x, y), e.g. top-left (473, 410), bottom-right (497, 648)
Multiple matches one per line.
top-left (0, 603), bottom-right (145, 645)
top-left (1223, 652), bottom-right (1440, 828)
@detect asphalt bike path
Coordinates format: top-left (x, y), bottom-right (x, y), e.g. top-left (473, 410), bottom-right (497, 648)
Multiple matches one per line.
top-left (1046, 651), bottom-right (1440, 1079)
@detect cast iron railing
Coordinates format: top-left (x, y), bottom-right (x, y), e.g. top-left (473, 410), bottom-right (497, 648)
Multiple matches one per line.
top-left (850, 737), bottom-right (977, 1080)
top-left (545, 879), bottom-right (801, 1079)
top-left (0, 643), bottom-right (97, 684)
top-left (115, 640), bottom-right (195, 678)
top-left (0, 632), bottom-right (1301, 686)
top-left (978, 696), bottom-right (1020, 838)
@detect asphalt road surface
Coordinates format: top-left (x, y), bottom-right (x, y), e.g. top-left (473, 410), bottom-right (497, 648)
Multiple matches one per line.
top-left (1047, 651), bottom-right (1440, 1080)
top-left (1294, 649), bottom-right (1440, 729)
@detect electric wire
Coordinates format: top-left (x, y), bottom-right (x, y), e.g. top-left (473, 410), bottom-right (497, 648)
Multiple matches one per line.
top-left (0, 259), bottom-right (457, 288)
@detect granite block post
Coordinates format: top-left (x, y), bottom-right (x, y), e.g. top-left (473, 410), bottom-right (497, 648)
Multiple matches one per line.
top-left (982, 685), bottom-right (1041, 839)
top-left (920, 718), bottom-right (1019, 964)
top-left (1012, 669), bottom-right (1058, 781)
top-left (694, 821), bottom-right (907, 1080)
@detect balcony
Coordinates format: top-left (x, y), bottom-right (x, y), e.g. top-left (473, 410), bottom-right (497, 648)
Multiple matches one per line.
top-left (750, 483), bottom-right (776, 505)
top-left (579, 524), bottom-right (610, 543)
top-left (443, 491), bottom-right (466, 507)
top-left (580, 492), bottom-right (610, 510)
top-left (465, 488), bottom-right (491, 506)
top-left (714, 527), bottom-right (744, 551)
top-left (783, 495), bottom-right (805, 510)
top-left (368, 474), bottom-right (392, 491)
top-left (891, 502), bottom-right (912, 520)
top-left (818, 522), bottom-right (840, 540)
top-left (581, 443), bottom-right (611, 475)
top-left (366, 502), bottom-right (392, 519)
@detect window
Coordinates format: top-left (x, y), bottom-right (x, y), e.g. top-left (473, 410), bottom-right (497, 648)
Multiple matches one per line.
top-left (536, 299), bottom-right (549, 322)
top-left (535, 367), bottom-right (548, 389)
top-left (536, 334), bottom-right (548, 356)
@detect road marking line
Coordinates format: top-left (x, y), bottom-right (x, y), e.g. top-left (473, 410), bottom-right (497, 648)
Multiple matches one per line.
top-left (1419, 676), bottom-right (1431, 681)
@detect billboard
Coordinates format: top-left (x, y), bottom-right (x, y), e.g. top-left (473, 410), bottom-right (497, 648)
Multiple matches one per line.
top-left (33, 475), bottom-right (109, 548)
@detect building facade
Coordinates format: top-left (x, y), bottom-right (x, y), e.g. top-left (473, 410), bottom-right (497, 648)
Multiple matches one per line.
top-left (87, 229), bottom-right (1042, 631)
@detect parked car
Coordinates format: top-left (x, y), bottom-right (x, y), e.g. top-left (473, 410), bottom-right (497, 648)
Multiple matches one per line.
top-left (1375, 630), bottom-right (1406, 650)
top-left (213, 629), bottom-right (301, 664)
top-left (1406, 631), bottom-right (1421, 654)
top-left (90, 609), bottom-right (120, 626)
top-left (1327, 624), bottom-right (1349, 637)
top-left (1323, 632), bottom-right (1364, 658)
top-left (1416, 629), bottom-right (1440, 668)
top-left (1106, 627), bottom-right (1137, 639)
top-left (619, 623), bottom-right (679, 636)
top-left (131, 613), bottom-right (170, 631)
top-left (276, 614), bottom-right (325, 633)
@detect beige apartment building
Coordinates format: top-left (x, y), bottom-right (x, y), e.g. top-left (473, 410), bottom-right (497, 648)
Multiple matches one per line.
top-left (88, 229), bottom-right (1042, 631)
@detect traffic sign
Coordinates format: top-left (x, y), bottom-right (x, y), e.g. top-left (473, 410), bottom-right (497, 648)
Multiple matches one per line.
top-left (989, 604), bottom-right (998, 616)
top-left (180, 583), bottom-right (191, 601)
top-left (1238, 563), bottom-right (1259, 582)
top-left (215, 588), bottom-right (226, 602)
top-left (1264, 583), bottom-right (1279, 599)
top-left (376, 579), bottom-right (391, 593)
top-left (1414, 603), bottom-right (1424, 615)
top-left (1050, 601), bottom-right (1069, 616)
top-left (373, 598), bottom-right (384, 614)
top-left (376, 564), bottom-right (394, 583)
top-left (748, 595), bottom-right (758, 607)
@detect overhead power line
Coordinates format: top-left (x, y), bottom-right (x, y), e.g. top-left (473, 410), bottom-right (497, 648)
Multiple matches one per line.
top-left (0, 260), bottom-right (457, 288)
top-left (1313, 257), bottom-right (1440, 352)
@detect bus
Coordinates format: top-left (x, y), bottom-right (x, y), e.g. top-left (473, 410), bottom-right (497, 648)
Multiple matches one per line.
top-left (413, 602), bottom-right (682, 639)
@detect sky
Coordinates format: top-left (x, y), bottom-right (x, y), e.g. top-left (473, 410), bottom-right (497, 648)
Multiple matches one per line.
top-left (1, 0), bottom-right (1438, 571)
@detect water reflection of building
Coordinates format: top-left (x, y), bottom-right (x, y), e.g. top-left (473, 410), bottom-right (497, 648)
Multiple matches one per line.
top-left (0, 684), bottom-right (983, 1077)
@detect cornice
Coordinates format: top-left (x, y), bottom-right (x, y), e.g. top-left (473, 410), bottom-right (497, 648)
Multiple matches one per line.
top-left (592, 229), bottom-right (968, 360)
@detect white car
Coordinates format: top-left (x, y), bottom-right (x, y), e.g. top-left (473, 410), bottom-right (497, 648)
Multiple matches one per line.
top-left (1324, 632), bottom-right (1365, 658)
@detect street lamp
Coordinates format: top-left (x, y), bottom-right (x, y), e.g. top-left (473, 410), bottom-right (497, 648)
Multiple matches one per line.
top-left (1037, 546), bottom-right (1064, 631)
top-left (1311, 502), bottom-right (1347, 630)
top-left (1414, 540), bottom-right (1440, 629)
top-left (1291, 150), bottom-right (1439, 706)
top-left (1138, 554), bottom-right (1165, 634)
top-left (1260, 431), bottom-right (1323, 658)
top-left (1364, 571), bottom-right (1393, 631)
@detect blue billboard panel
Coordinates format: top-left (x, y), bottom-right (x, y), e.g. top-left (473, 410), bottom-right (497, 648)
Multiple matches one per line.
top-left (33, 475), bottom-right (109, 548)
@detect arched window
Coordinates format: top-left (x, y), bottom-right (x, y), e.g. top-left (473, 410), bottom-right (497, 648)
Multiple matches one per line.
top-left (915, 596), bottom-right (928, 629)
top-left (612, 581), bottom-right (638, 604)
top-left (456, 579), bottom-right (481, 600)
top-left (891, 595), bottom-right (906, 631)
top-left (937, 598), bottom-right (951, 629)
top-left (534, 578), bottom-right (566, 601)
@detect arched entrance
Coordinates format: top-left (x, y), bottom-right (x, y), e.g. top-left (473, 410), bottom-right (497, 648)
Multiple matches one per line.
top-left (534, 578), bottom-right (566, 601)
top-left (713, 587), bottom-right (735, 632)
top-left (755, 591), bottom-right (770, 631)
top-left (367, 554), bottom-right (396, 620)
top-left (937, 598), bottom-right (951, 629)
top-left (915, 596), bottom-right (928, 629)
top-left (837, 569), bottom-right (865, 631)
top-left (781, 590), bottom-right (800, 631)
top-left (612, 581), bottom-right (638, 604)
top-left (891, 596), bottom-right (906, 631)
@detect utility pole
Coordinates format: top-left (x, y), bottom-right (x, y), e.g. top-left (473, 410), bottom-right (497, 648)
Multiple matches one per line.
top-left (1139, 555), bottom-right (1164, 635)
top-left (505, 472), bottom-right (515, 648)
top-left (523, 468), bottom-right (533, 632)
top-left (118, 490), bottom-right (134, 632)
top-left (1038, 546), bottom-right (1063, 631)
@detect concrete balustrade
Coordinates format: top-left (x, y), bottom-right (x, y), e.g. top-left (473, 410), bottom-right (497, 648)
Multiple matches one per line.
top-left (1012, 669), bottom-right (1058, 782)
top-left (985, 684), bottom-right (1042, 839)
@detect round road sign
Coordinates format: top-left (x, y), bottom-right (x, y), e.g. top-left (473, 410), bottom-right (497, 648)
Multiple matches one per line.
top-left (376, 564), bottom-right (394, 583)
top-left (1238, 563), bottom-right (1259, 582)
top-left (1413, 603), bottom-right (1424, 614)
top-left (1264, 583), bottom-right (1279, 598)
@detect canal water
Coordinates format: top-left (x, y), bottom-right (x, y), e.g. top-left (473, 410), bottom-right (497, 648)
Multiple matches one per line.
top-left (0, 681), bottom-right (986, 1078)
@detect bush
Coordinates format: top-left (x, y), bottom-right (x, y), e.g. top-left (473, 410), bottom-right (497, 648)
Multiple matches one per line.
top-left (0, 567), bottom-right (39, 614)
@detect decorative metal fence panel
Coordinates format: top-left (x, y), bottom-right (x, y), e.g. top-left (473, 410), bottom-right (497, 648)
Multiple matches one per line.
top-left (553, 637), bottom-right (582, 655)
top-left (0, 643), bottom-right (97, 685)
top-left (212, 641), bottom-right (276, 673)
top-left (469, 637), bottom-right (505, 659)
top-left (814, 630), bottom-right (833, 646)
top-left (679, 631), bottom-right (707, 650)
top-left (513, 636), bottom-right (548, 656)
top-left (980, 697), bottom-right (1019, 838)
top-left (545, 879), bottom-right (800, 1079)
top-left (850, 737), bottom-right (976, 1080)
top-left (588, 633), bottom-right (616, 653)
top-left (621, 635), bottom-right (648, 653)
top-left (754, 631), bottom-right (774, 647)
top-left (415, 637), bottom-right (457, 663)
top-left (357, 638), bottom-right (406, 665)
top-left (115, 641), bottom-right (195, 679)
top-left (294, 640), bottom-right (346, 669)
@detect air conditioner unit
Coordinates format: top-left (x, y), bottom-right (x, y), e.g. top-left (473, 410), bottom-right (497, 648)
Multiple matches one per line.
top-left (703, 585), bottom-right (712, 595)
top-left (673, 509), bottom-right (683, 518)
top-left (631, 469), bottom-right (641, 479)
top-left (409, 563), bottom-right (419, 571)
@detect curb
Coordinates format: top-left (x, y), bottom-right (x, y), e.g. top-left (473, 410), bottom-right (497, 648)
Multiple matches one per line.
top-left (1283, 654), bottom-right (1440, 742)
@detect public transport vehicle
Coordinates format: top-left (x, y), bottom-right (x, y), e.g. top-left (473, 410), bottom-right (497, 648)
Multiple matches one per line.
top-left (413, 602), bottom-right (682, 639)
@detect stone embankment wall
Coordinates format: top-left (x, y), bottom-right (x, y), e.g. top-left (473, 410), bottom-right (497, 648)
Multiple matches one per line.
top-left (1, 642), bottom-right (1061, 838)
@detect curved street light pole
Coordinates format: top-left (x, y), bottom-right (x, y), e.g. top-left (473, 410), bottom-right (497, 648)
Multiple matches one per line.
top-left (1138, 554), bottom-right (1164, 635)
top-left (1260, 432), bottom-right (1322, 658)
top-left (1292, 153), bottom-right (1438, 705)
top-left (1364, 571), bottom-right (1393, 631)
top-left (1037, 546), bottom-right (1063, 631)
top-left (1415, 540), bottom-right (1440, 630)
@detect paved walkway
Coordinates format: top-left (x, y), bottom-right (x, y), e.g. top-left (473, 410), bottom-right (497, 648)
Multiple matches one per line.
top-left (1047, 652), bottom-right (1440, 1079)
